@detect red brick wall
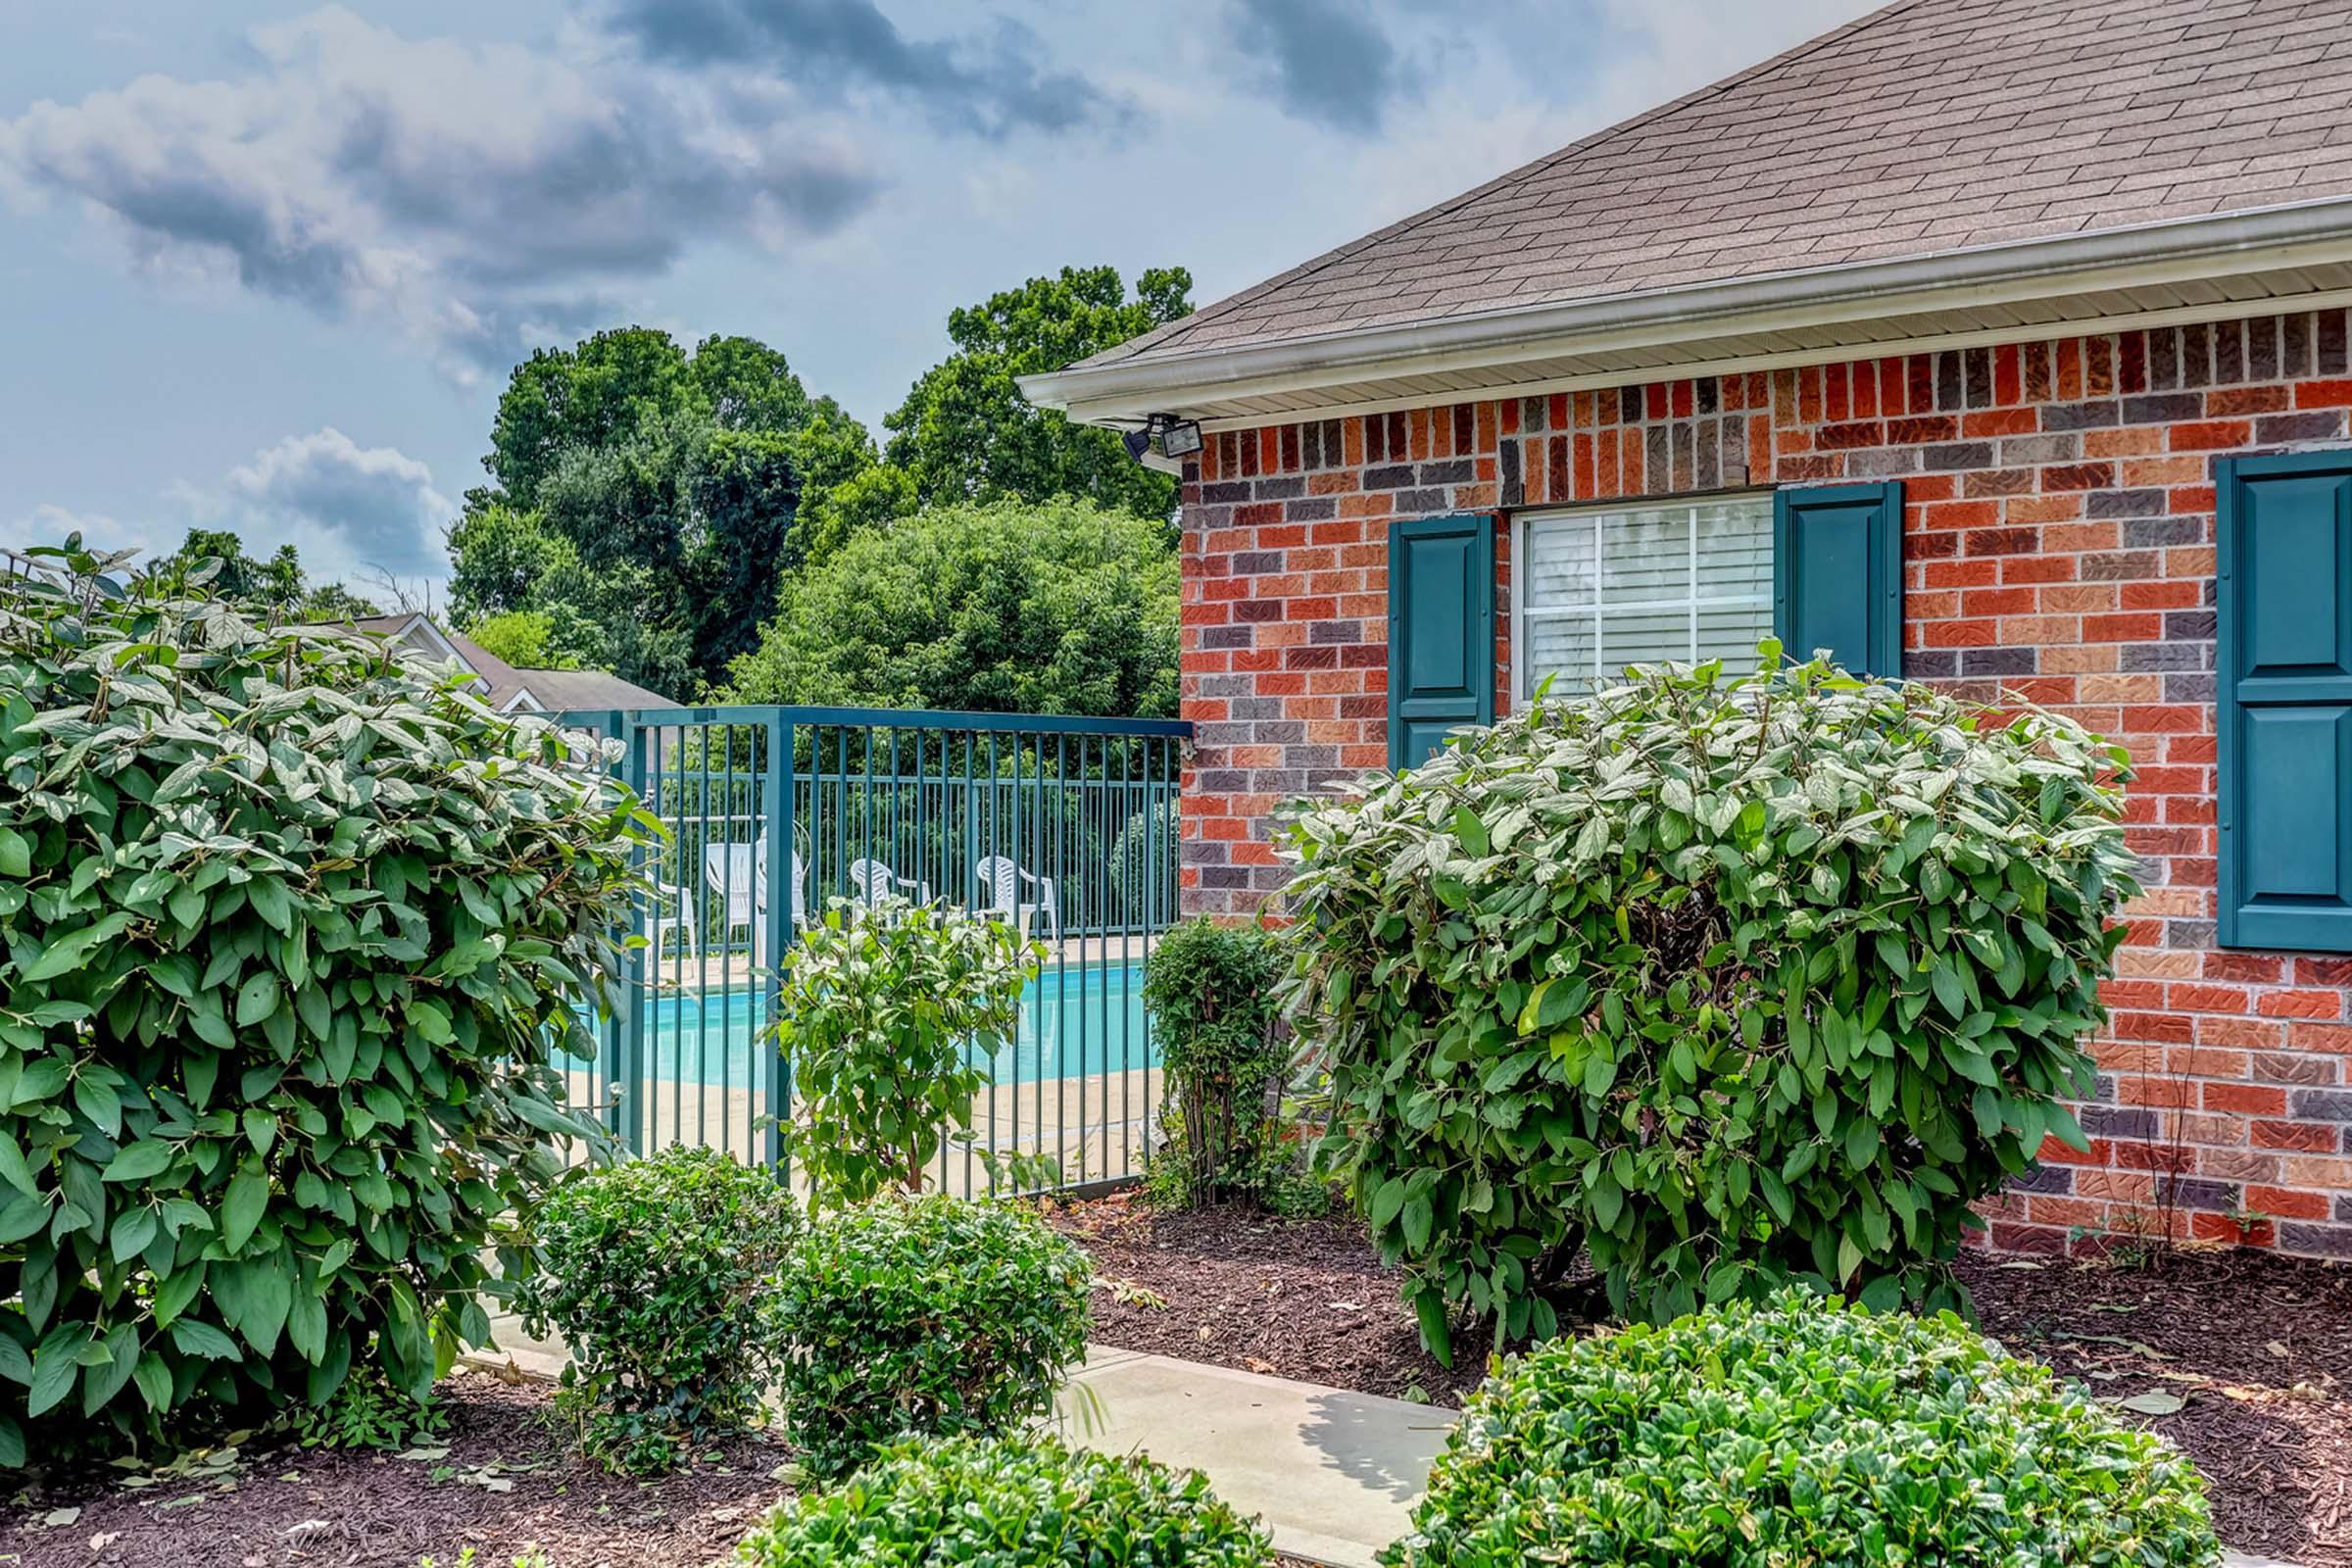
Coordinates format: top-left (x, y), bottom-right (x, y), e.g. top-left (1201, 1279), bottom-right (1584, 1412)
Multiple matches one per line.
top-left (1177, 306), bottom-right (2352, 1261)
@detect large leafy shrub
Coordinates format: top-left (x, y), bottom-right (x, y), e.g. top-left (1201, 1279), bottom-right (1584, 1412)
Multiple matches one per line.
top-left (1282, 654), bottom-right (2138, 1354)
top-left (1142, 918), bottom-right (1293, 1208)
top-left (770, 1194), bottom-right (1090, 1477)
top-left (769, 897), bottom-right (1041, 1209)
top-left (0, 540), bottom-right (646, 1465)
top-left (733, 1432), bottom-right (1274, 1567)
top-left (1388, 1290), bottom-right (2220, 1568)
top-left (513, 1145), bottom-right (799, 1473)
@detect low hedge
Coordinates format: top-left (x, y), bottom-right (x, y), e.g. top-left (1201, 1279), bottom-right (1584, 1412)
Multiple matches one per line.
top-left (770, 1195), bottom-right (1091, 1477)
top-left (514, 1146), bottom-right (799, 1473)
top-left (1388, 1291), bottom-right (2221, 1568)
top-left (732, 1433), bottom-right (1274, 1568)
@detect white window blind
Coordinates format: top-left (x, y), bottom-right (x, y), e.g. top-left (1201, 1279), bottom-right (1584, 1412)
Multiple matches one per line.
top-left (1518, 497), bottom-right (1773, 698)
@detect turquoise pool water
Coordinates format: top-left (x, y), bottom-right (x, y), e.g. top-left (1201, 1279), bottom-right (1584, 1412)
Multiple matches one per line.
top-left (598, 962), bottom-right (1156, 1089)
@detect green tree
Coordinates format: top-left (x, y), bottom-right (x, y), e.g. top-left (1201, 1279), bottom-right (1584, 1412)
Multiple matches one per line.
top-left (466, 609), bottom-right (586, 670)
top-left (723, 498), bottom-right (1177, 718)
top-left (884, 266), bottom-right (1192, 526)
top-left (456, 329), bottom-right (898, 695)
top-left (153, 529), bottom-right (379, 621)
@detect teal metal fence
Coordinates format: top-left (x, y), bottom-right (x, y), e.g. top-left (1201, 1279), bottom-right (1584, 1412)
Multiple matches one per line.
top-left (560, 704), bottom-right (1191, 1197)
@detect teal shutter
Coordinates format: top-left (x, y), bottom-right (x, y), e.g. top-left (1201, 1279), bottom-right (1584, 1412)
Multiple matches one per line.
top-left (1773, 481), bottom-right (1904, 677)
top-left (2218, 450), bottom-right (2352, 953)
top-left (1387, 514), bottom-right (1495, 769)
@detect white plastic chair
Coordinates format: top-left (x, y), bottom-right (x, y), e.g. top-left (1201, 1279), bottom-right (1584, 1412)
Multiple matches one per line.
top-left (648, 879), bottom-right (697, 962)
top-left (704, 836), bottom-right (762, 950)
top-left (753, 849), bottom-right (808, 963)
top-left (975, 855), bottom-right (1058, 941)
top-left (850, 857), bottom-right (930, 909)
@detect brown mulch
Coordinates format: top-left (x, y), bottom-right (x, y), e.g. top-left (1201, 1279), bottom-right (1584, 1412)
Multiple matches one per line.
top-left (1956, 1247), bottom-right (2352, 1566)
top-left (1055, 1191), bottom-right (2352, 1566)
top-left (1055, 1195), bottom-right (1487, 1407)
top-left (0, 1370), bottom-right (789, 1568)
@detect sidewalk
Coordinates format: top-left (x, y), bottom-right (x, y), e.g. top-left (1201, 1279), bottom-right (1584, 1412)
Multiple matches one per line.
top-left (1056, 1347), bottom-right (1452, 1568)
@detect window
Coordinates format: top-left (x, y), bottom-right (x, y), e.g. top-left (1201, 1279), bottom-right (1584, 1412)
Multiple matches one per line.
top-left (1514, 496), bottom-right (1775, 700)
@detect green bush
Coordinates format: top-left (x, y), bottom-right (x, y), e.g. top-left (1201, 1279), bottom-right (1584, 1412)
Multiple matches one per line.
top-left (513, 1145), bottom-right (799, 1473)
top-left (0, 539), bottom-right (647, 1465)
top-left (1281, 653), bottom-right (2138, 1355)
top-left (732, 1433), bottom-right (1274, 1568)
top-left (769, 897), bottom-right (1041, 1210)
top-left (1388, 1290), bottom-right (2220, 1568)
top-left (771, 1195), bottom-right (1090, 1477)
top-left (1142, 918), bottom-right (1297, 1209)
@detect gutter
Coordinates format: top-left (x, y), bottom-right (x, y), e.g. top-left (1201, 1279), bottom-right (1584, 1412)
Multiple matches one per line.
top-left (1021, 196), bottom-right (2352, 421)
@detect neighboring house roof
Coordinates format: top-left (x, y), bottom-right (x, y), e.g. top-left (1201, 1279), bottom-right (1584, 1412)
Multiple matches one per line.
top-left (1026, 0), bottom-right (2352, 427)
top-left (331, 612), bottom-right (670, 714)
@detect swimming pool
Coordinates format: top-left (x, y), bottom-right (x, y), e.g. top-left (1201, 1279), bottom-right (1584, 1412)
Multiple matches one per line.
top-left (591, 961), bottom-right (1158, 1090)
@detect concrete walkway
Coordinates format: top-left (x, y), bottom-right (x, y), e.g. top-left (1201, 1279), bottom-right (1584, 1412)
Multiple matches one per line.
top-left (1056, 1348), bottom-right (1452, 1568)
top-left (472, 1323), bottom-right (2294, 1568)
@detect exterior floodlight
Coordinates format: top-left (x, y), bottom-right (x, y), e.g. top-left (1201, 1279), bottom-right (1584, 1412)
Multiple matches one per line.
top-left (1158, 417), bottom-right (1204, 458)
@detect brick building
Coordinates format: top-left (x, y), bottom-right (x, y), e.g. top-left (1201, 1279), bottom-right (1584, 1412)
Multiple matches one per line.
top-left (1024, 0), bottom-right (2352, 1257)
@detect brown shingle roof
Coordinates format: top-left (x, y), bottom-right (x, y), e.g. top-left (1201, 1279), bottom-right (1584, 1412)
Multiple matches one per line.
top-left (1092, 0), bottom-right (2352, 369)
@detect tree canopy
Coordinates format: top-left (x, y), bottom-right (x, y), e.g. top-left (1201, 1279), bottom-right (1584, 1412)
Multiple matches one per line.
top-left (455, 328), bottom-right (864, 696)
top-left (884, 266), bottom-right (1192, 526)
top-left (149, 529), bottom-right (378, 622)
top-left (722, 498), bottom-right (1178, 719)
top-left (446, 263), bottom-right (1193, 708)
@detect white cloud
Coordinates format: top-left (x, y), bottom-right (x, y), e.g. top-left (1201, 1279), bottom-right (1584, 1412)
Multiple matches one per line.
top-left (19, 428), bottom-right (452, 593)
top-left (0, 6), bottom-right (885, 382)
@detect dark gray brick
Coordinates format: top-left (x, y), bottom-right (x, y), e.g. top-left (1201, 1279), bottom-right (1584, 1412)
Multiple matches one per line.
top-left (2081, 1105), bottom-right (2159, 1141)
top-left (1961, 647), bottom-right (2036, 677)
top-left (1418, 459), bottom-right (1474, 486)
top-left (1364, 465), bottom-right (1415, 490)
top-left (2086, 488), bottom-right (2167, 519)
top-left (2156, 1175), bottom-right (2240, 1213)
top-left (2123, 393), bottom-right (2203, 423)
top-left (2290, 1089), bottom-right (2352, 1122)
top-left (2277, 1222), bottom-right (2352, 1259)
top-left (1253, 476), bottom-right (1304, 502)
top-left (2043, 400), bottom-right (2122, 430)
top-left (2122, 515), bottom-right (2203, 548)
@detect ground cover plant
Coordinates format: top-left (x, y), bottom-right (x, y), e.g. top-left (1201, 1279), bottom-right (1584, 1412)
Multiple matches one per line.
top-left (770, 1194), bottom-right (1090, 1477)
top-left (1387, 1290), bottom-right (2222, 1568)
top-left (0, 538), bottom-right (647, 1465)
top-left (769, 896), bottom-right (1042, 1208)
top-left (731, 1432), bottom-right (1273, 1568)
top-left (1281, 651), bottom-right (2140, 1355)
top-left (1142, 917), bottom-right (1300, 1209)
top-left (514, 1145), bottom-right (799, 1473)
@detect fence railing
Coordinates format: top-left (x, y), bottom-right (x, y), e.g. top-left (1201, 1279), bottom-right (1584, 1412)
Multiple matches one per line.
top-left (560, 704), bottom-right (1191, 1198)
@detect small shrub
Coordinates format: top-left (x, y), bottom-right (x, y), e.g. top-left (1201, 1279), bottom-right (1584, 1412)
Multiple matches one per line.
top-left (1282, 653), bottom-right (2139, 1355)
top-left (771, 1195), bottom-right (1090, 1478)
top-left (289, 1362), bottom-right (449, 1451)
top-left (0, 539), bottom-right (647, 1466)
top-left (513, 1145), bottom-right (799, 1474)
top-left (1142, 918), bottom-right (1293, 1209)
top-left (732, 1432), bottom-right (1274, 1568)
top-left (1388, 1290), bottom-right (2221, 1568)
top-left (769, 897), bottom-right (1042, 1210)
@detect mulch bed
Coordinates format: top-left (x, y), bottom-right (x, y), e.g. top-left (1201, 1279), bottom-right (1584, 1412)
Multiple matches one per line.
top-left (0, 1369), bottom-right (789, 1568)
top-left (1055, 1191), bottom-right (2352, 1567)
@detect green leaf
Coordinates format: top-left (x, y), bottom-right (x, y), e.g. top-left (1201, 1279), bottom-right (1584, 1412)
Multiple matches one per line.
top-left (1411, 1291), bottom-right (1452, 1368)
top-left (220, 1165), bottom-right (270, 1254)
top-left (101, 1140), bottom-right (173, 1183)
top-left (26, 1331), bottom-right (82, 1416)
top-left (169, 1319), bottom-right (242, 1362)
top-left (234, 970), bottom-right (282, 1028)
top-left (1451, 807), bottom-right (1490, 858)
top-left (0, 826), bottom-right (29, 878)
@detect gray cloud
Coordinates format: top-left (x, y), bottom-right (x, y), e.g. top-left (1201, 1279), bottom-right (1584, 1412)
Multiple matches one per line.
top-left (0, 7), bottom-right (885, 380)
top-left (1228, 0), bottom-right (1399, 134)
top-left (603, 0), bottom-right (1128, 138)
top-left (163, 427), bottom-right (455, 583)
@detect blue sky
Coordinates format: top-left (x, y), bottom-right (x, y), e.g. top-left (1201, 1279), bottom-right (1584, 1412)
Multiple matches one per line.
top-left (0, 0), bottom-right (1867, 601)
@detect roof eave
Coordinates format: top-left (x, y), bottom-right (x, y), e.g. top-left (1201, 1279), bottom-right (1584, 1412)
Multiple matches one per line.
top-left (1023, 197), bottom-right (2352, 427)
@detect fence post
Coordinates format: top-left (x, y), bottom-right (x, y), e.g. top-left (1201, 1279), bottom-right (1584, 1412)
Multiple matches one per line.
top-left (764, 713), bottom-right (794, 1174)
top-left (619, 713), bottom-right (652, 1155)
